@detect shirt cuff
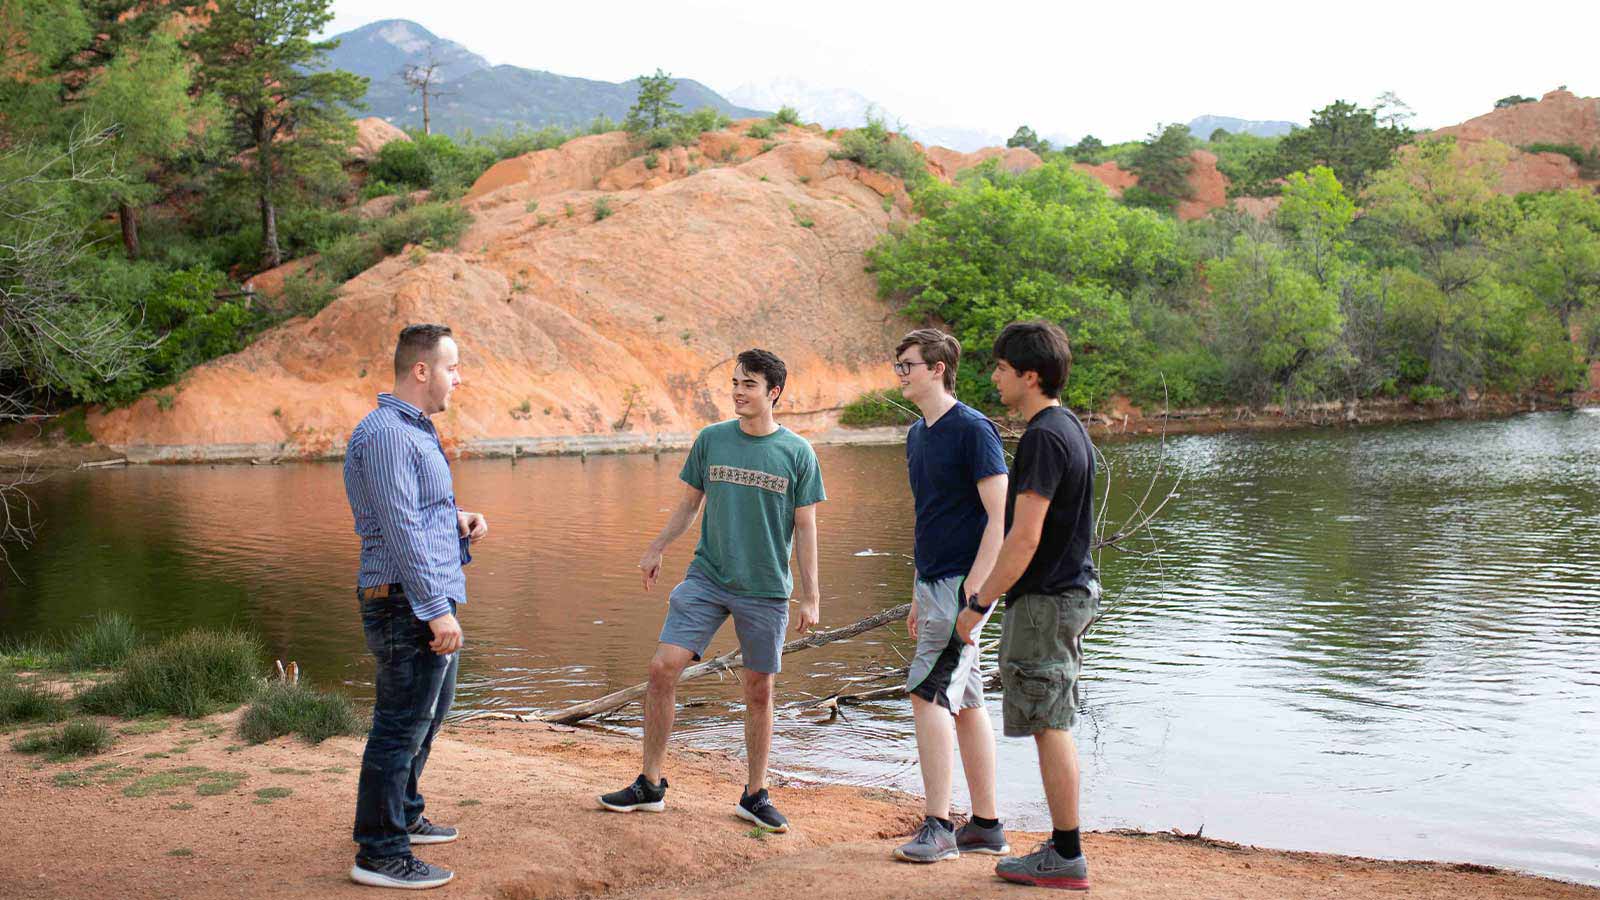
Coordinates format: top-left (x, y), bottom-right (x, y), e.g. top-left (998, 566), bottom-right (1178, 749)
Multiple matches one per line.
top-left (411, 594), bottom-right (454, 622)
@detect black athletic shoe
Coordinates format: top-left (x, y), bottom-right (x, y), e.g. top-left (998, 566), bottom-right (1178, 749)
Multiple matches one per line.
top-left (350, 854), bottom-right (454, 890)
top-left (735, 787), bottom-right (789, 833)
top-left (405, 816), bottom-right (458, 845)
top-left (599, 774), bottom-right (668, 812)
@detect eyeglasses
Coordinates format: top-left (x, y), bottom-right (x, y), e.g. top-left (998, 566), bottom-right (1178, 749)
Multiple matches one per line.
top-left (892, 360), bottom-right (932, 376)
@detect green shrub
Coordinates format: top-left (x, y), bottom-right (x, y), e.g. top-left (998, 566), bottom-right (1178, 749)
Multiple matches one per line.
top-left (1408, 384), bottom-right (1451, 404)
top-left (746, 120), bottom-right (777, 140)
top-left (238, 681), bottom-right (365, 745)
top-left (278, 271), bottom-right (339, 319)
top-left (772, 106), bottom-right (801, 126)
top-left (594, 196), bottom-right (614, 221)
top-left (839, 389), bottom-right (916, 427)
top-left (78, 629), bottom-right (262, 719)
top-left (65, 613), bottom-right (137, 670)
top-left (642, 152), bottom-right (659, 170)
top-left (830, 115), bottom-right (927, 185)
top-left (12, 720), bottom-right (113, 758)
top-left (0, 675), bottom-right (68, 725)
top-left (1520, 143), bottom-right (1600, 178)
top-left (315, 202), bottom-right (472, 284)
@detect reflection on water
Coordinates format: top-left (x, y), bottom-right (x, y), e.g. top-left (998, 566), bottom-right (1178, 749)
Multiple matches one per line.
top-left (4, 412), bottom-right (1599, 884)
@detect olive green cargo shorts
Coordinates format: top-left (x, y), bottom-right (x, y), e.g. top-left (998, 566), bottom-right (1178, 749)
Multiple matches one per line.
top-left (997, 584), bottom-right (1101, 737)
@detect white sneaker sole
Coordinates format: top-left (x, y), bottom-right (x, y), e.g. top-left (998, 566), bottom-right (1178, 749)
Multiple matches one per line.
top-left (349, 865), bottom-right (454, 889)
top-left (406, 831), bottom-right (459, 845)
top-left (960, 844), bottom-right (1011, 856)
top-left (599, 798), bottom-right (665, 813)
top-left (893, 847), bottom-right (961, 863)
top-left (735, 803), bottom-right (789, 833)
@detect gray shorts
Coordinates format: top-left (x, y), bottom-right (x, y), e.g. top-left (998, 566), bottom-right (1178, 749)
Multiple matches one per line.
top-left (658, 568), bottom-right (790, 674)
top-left (998, 584), bottom-right (1101, 737)
top-left (906, 574), bottom-right (995, 713)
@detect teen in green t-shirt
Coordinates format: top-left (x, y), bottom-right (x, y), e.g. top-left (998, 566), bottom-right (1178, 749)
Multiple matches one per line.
top-left (599, 349), bottom-right (825, 834)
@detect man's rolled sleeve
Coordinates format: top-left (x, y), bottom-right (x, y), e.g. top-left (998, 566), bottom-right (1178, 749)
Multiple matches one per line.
top-left (366, 430), bottom-right (456, 619)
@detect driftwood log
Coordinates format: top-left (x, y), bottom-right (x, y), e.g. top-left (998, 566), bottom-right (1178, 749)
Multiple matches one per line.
top-left (535, 602), bottom-right (913, 725)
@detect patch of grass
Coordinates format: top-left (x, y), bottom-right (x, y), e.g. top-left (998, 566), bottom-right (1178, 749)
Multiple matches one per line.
top-left (458, 798), bottom-right (481, 806)
top-left (268, 767), bottom-right (314, 775)
top-left (830, 114), bottom-right (928, 185)
top-left (564, 202), bottom-right (575, 218)
top-left (772, 106), bottom-right (801, 126)
top-left (167, 848), bottom-right (193, 857)
top-left (49, 407), bottom-right (96, 445)
top-left (118, 718), bottom-right (171, 735)
top-left (64, 613), bottom-right (137, 670)
top-left (124, 766), bottom-right (245, 798)
top-left (322, 766), bottom-right (349, 774)
top-left (747, 120), bottom-right (777, 140)
top-left (78, 629), bottom-right (263, 719)
top-left (0, 640), bottom-right (66, 671)
top-left (254, 786), bottom-right (292, 801)
top-left (169, 802), bottom-right (194, 810)
top-left (0, 676), bottom-right (68, 726)
top-left (524, 199), bottom-right (539, 213)
top-left (238, 681), bottom-right (365, 745)
top-left (746, 827), bottom-right (769, 840)
top-left (839, 389), bottom-right (915, 427)
top-left (53, 770), bottom-right (93, 787)
top-left (593, 196), bottom-right (614, 221)
top-left (795, 215), bottom-right (814, 228)
top-left (642, 152), bottom-right (659, 170)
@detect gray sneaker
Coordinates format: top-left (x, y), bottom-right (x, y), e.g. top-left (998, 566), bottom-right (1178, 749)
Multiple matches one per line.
top-left (893, 816), bottom-right (959, 863)
top-left (995, 841), bottom-right (1089, 890)
top-left (955, 819), bottom-right (1010, 855)
top-left (350, 854), bottom-right (454, 890)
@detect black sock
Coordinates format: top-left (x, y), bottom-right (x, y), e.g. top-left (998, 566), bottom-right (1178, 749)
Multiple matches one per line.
top-left (1052, 827), bottom-right (1081, 858)
top-left (935, 816), bottom-right (954, 832)
top-left (971, 815), bottom-right (1000, 829)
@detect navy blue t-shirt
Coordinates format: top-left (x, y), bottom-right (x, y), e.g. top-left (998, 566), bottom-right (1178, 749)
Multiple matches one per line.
top-left (906, 401), bottom-right (1009, 581)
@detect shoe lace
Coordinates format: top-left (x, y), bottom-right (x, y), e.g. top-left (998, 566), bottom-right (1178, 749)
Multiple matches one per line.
top-left (917, 820), bottom-right (941, 843)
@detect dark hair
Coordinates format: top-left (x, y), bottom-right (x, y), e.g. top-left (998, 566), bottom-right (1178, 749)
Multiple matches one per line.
top-left (735, 348), bottom-right (787, 404)
top-left (992, 320), bottom-right (1072, 398)
top-left (394, 323), bottom-right (454, 377)
top-left (896, 328), bottom-right (960, 393)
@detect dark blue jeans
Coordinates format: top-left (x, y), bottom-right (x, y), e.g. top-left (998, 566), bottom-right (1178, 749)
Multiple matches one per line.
top-left (353, 594), bottom-right (458, 859)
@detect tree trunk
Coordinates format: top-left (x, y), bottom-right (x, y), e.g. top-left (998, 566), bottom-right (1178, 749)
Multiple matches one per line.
top-left (422, 90), bottom-right (430, 136)
top-left (257, 130), bottom-right (281, 269)
top-left (118, 202), bottom-right (140, 260)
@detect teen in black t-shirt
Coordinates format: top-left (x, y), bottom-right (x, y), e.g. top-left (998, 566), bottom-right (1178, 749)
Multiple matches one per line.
top-left (959, 320), bottom-right (1101, 891)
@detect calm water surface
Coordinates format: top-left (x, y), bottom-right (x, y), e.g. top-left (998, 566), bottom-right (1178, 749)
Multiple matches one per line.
top-left (3, 412), bottom-right (1597, 884)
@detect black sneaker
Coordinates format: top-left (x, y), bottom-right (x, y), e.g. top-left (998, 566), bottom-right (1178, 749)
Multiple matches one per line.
top-left (735, 787), bottom-right (789, 833)
top-left (599, 774), bottom-right (668, 812)
top-left (350, 854), bottom-right (454, 890)
top-left (406, 816), bottom-right (458, 845)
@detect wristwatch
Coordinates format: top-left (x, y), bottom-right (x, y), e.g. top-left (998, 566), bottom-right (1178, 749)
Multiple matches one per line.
top-left (965, 593), bottom-right (993, 614)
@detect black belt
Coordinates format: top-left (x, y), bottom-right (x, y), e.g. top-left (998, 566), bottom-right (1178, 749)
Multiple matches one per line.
top-left (358, 583), bottom-right (404, 601)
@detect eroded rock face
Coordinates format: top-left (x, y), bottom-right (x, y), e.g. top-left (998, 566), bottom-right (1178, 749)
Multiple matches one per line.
top-left (350, 117), bottom-right (411, 162)
top-left (1071, 152), bottom-right (1231, 221)
top-left (1427, 91), bottom-right (1600, 196)
top-left (92, 128), bottom-right (1018, 458)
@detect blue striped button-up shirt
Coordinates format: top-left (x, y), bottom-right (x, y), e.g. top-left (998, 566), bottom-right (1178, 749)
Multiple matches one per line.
top-left (344, 393), bottom-right (468, 622)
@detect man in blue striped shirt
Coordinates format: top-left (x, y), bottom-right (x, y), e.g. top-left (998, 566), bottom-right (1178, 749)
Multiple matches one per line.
top-left (344, 323), bottom-right (488, 890)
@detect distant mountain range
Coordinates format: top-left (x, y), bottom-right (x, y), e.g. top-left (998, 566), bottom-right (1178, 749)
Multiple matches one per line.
top-left (321, 20), bottom-right (766, 136)
top-left (319, 20), bottom-right (1299, 149)
top-left (1187, 115), bottom-right (1298, 139)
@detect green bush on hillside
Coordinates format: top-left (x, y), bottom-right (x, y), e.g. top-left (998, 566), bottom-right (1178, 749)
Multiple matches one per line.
top-left (831, 115), bottom-right (926, 185)
top-left (839, 389), bottom-right (916, 427)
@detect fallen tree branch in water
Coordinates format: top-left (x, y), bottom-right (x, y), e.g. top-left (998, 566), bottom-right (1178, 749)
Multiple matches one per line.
top-left (534, 602), bottom-right (912, 724)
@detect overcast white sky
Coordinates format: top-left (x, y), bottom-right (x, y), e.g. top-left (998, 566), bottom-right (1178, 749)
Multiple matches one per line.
top-left (324, 0), bottom-right (1598, 143)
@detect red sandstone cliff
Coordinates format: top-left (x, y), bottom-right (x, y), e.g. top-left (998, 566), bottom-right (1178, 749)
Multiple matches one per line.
top-left (87, 126), bottom-right (959, 459)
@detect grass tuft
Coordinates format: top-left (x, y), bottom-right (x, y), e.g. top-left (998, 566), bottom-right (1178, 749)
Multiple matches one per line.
top-left (238, 681), bottom-right (366, 745)
top-left (78, 630), bottom-right (262, 719)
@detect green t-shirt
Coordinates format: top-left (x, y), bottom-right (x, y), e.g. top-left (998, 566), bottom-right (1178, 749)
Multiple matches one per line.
top-left (680, 420), bottom-right (826, 598)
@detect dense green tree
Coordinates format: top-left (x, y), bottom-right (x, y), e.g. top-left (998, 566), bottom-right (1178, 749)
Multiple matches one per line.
top-left (1127, 123), bottom-right (1194, 211)
top-left (1276, 166), bottom-right (1356, 285)
top-left (1501, 190), bottom-right (1600, 333)
top-left (867, 159), bottom-right (1182, 407)
top-left (1275, 100), bottom-right (1411, 192)
top-left (624, 68), bottom-right (682, 133)
top-left (188, 0), bottom-right (366, 268)
top-left (1209, 130), bottom-right (1284, 197)
top-left (1070, 134), bottom-right (1105, 163)
top-left (1006, 125), bottom-right (1049, 154)
top-left (1494, 95), bottom-right (1536, 109)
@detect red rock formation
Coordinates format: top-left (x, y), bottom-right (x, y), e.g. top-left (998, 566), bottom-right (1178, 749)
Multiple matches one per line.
top-left (1431, 90), bottom-right (1600, 149)
top-left (91, 128), bottom-right (1023, 459)
top-left (922, 146), bottom-right (1042, 180)
top-left (1072, 152), bottom-right (1230, 221)
top-left (350, 117), bottom-right (410, 162)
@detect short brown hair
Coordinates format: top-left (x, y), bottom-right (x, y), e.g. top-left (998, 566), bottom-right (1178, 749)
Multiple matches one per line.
top-left (896, 328), bottom-right (960, 393)
top-left (394, 323), bottom-right (453, 377)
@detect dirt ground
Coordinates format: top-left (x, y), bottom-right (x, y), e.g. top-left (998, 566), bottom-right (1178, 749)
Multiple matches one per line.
top-left (1, 712), bottom-right (1594, 899)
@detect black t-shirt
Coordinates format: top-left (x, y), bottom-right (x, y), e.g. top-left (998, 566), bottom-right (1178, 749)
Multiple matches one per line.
top-left (1004, 405), bottom-right (1097, 601)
